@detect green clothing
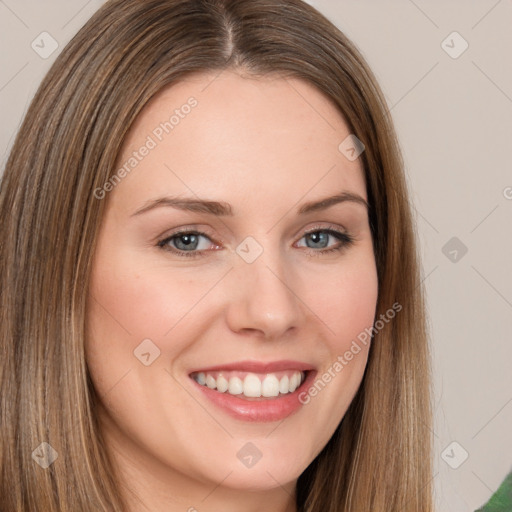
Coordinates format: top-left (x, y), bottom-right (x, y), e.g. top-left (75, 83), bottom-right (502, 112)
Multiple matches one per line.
top-left (475, 471), bottom-right (512, 512)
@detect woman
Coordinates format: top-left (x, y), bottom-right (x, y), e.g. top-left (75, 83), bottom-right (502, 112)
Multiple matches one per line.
top-left (0, 0), bottom-right (433, 510)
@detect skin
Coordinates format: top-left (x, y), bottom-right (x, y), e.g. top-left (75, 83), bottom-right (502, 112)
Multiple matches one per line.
top-left (86, 69), bottom-right (379, 512)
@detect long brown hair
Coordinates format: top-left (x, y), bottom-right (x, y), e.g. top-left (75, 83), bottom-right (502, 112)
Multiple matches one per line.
top-left (0, 0), bottom-right (433, 510)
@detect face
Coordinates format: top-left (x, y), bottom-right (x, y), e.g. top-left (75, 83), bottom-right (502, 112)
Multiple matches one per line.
top-left (86, 70), bottom-right (378, 504)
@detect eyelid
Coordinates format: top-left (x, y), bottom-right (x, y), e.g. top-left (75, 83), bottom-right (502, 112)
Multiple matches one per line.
top-left (156, 224), bottom-right (218, 243)
top-left (300, 222), bottom-right (349, 236)
top-left (156, 221), bottom-right (356, 261)
top-left (157, 222), bottom-right (351, 246)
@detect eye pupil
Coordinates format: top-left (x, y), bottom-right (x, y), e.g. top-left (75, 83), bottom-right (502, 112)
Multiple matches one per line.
top-left (306, 232), bottom-right (328, 248)
top-left (175, 233), bottom-right (198, 250)
top-left (181, 234), bottom-right (195, 245)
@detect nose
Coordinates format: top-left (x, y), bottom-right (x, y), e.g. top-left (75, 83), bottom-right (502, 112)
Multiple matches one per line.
top-left (224, 248), bottom-right (304, 340)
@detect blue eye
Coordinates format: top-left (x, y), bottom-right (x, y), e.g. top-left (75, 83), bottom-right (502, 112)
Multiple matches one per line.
top-left (157, 231), bottom-right (215, 257)
top-left (299, 229), bottom-right (354, 253)
top-left (157, 227), bottom-right (354, 258)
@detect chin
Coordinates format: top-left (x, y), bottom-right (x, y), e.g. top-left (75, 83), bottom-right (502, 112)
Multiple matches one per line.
top-left (219, 467), bottom-right (300, 493)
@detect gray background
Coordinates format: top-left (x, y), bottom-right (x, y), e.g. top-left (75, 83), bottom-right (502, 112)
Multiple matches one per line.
top-left (1, 1), bottom-right (511, 510)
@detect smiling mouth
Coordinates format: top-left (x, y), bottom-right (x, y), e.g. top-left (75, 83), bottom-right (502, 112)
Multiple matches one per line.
top-left (190, 369), bottom-right (308, 400)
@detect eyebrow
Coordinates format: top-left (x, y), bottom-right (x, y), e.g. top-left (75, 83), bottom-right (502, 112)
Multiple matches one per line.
top-left (131, 191), bottom-right (369, 217)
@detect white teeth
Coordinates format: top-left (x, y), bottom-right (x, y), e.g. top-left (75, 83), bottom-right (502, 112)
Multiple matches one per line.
top-left (243, 374), bottom-right (262, 397)
top-left (206, 374), bottom-right (216, 389)
top-left (279, 375), bottom-right (289, 394)
top-left (261, 374), bottom-right (280, 397)
top-left (193, 370), bottom-right (306, 398)
top-left (289, 373), bottom-right (298, 392)
top-left (216, 374), bottom-right (229, 393)
top-left (228, 376), bottom-right (243, 395)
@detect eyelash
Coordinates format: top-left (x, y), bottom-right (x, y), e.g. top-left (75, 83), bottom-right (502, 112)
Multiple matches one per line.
top-left (157, 225), bottom-right (355, 259)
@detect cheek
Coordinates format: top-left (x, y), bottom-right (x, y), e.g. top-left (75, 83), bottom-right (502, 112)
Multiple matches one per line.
top-left (307, 253), bottom-right (379, 349)
top-left (85, 243), bottom-right (189, 402)
top-left (85, 249), bottom-right (229, 404)
top-left (87, 256), bottom-right (212, 346)
top-left (293, 252), bottom-right (378, 443)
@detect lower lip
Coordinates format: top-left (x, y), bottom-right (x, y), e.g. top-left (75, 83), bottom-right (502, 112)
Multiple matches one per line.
top-left (190, 370), bottom-right (317, 422)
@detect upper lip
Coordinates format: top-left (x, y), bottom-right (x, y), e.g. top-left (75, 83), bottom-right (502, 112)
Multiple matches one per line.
top-left (189, 360), bottom-right (315, 374)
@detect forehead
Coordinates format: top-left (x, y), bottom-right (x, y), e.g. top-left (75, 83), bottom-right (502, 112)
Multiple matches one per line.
top-left (111, 70), bottom-right (367, 215)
